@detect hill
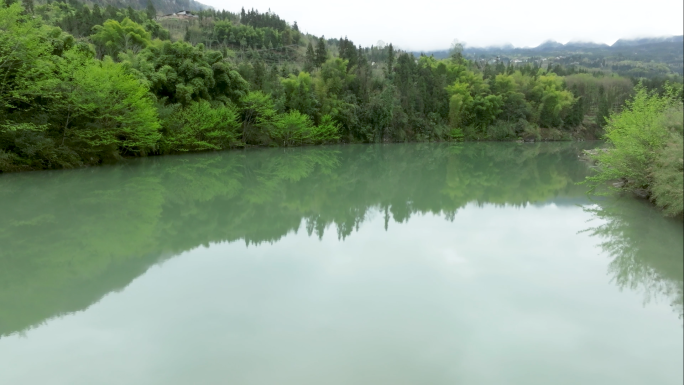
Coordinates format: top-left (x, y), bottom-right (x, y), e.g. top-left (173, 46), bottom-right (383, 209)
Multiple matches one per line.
top-left (414, 36), bottom-right (684, 77)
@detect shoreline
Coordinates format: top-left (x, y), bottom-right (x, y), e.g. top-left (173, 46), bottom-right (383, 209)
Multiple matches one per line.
top-left (0, 135), bottom-right (599, 175)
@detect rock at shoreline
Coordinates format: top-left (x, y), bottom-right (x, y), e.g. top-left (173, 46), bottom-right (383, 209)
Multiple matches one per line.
top-left (579, 148), bottom-right (608, 163)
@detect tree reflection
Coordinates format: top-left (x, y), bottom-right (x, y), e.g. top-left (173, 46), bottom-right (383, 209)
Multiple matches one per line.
top-left (0, 142), bottom-right (605, 336)
top-left (583, 199), bottom-right (684, 318)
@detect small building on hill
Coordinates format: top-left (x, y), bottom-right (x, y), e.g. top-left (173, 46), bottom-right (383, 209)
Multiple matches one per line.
top-left (159, 11), bottom-right (199, 20)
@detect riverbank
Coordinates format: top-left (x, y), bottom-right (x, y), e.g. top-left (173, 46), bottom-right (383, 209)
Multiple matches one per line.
top-left (0, 132), bottom-right (598, 174)
top-left (582, 87), bottom-right (683, 218)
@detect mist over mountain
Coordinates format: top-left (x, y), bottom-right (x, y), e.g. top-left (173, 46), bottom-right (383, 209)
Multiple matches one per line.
top-left (561, 42), bottom-right (610, 50)
top-left (410, 35), bottom-right (684, 77)
top-left (414, 35), bottom-right (683, 56)
top-left (611, 35), bottom-right (684, 47)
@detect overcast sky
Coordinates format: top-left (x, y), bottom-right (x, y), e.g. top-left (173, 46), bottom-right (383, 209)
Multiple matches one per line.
top-left (197, 0), bottom-right (683, 51)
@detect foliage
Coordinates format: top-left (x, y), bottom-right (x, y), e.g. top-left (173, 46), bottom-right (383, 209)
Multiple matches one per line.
top-left (62, 56), bottom-right (161, 156)
top-left (309, 114), bottom-right (341, 144)
top-left (0, 0), bottom-right (53, 110)
top-left (124, 40), bottom-right (248, 105)
top-left (486, 120), bottom-right (517, 141)
top-left (1, 2), bottom-right (159, 170)
top-left (532, 73), bottom-right (574, 128)
top-left (280, 71), bottom-right (316, 117)
top-left (91, 17), bottom-right (150, 58)
top-left (585, 86), bottom-right (683, 216)
top-left (240, 91), bottom-right (277, 144)
top-left (161, 100), bottom-right (240, 152)
top-left (270, 109), bottom-right (313, 146)
top-left (651, 111), bottom-right (684, 217)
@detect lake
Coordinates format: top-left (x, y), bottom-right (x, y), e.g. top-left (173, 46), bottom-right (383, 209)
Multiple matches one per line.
top-left (0, 142), bottom-right (682, 384)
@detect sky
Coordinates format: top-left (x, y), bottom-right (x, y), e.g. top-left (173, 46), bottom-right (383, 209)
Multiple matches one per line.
top-left (197, 0), bottom-right (683, 51)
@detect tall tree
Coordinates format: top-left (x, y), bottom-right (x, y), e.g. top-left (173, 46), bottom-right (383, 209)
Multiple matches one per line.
top-left (315, 36), bottom-right (327, 68)
top-left (304, 41), bottom-right (315, 72)
top-left (145, 2), bottom-right (156, 20)
top-left (20, 0), bottom-right (33, 13)
top-left (91, 18), bottom-right (151, 58)
top-left (386, 43), bottom-right (395, 78)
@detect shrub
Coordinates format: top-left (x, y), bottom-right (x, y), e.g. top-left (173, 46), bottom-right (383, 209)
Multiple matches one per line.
top-left (161, 101), bottom-right (240, 152)
top-left (486, 120), bottom-right (516, 141)
top-left (270, 110), bottom-right (313, 146)
top-left (651, 134), bottom-right (683, 217)
top-left (306, 114), bottom-right (340, 145)
top-left (651, 105), bottom-right (684, 216)
top-left (586, 87), bottom-right (673, 190)
top-left (268, 112), bottom-right (342, 147)
top-left (449, 128), bottom-right (464, 142)
top-left (585, 85), bottom-right (683, 217)
top-left (522, 123), bottom-right (541, 141)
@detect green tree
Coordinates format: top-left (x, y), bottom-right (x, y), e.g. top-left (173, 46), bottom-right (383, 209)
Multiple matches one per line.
top-left (449, 39), bottom-right (463, 62)
top-left (270, 110), bottom-right (312, 146)
top-left (124, 41), bottom-right (248, 105)
top-left (145, 3), bottom-right (156, 20)
top-left (308, 114), bottom-right (340, 144)
top-left (386, 43), bottom-right (395, 77)
top-left (20, 0), bottom-right (33, 14)
top-left (0, 2), bottom-right (81, 171)
top-left (281, 71), bottom-right (317, 117)
top-left (240, 91), bottom-right (277, 144)
top-left (596, 84), bottom-right (611, 128)
top-left (493, 73), bottom-right (530, 122)
top-left (585, 86), bottom-right (683, 216)
top-left (62, 55), bottom-right (161, 157)
top-left (531, 73), bottom-right (574, 128)
top-left (0, 0), bottom-right (51, 111)
top-left (651, 123), bottom-right (684, 217)
top-left (91, 18), bottom-right (151, 58)
top-left (161, 100), bottom-right (240, 152)
top-left (315, 36), bottom-right (327, 68)
top-left (304, 41), bottom-right (315, 72)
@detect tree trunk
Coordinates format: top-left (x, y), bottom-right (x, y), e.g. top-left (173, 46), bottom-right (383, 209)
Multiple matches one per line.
top-left (61, 111), bottom-right (71, 146)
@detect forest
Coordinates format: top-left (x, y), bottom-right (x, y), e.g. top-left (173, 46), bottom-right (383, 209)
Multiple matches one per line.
top-left (1, 0), bottom-right (683, 174)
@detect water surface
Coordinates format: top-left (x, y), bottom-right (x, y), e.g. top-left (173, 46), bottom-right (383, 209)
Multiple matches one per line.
top-left (0, 143), bottom-right (681, 384)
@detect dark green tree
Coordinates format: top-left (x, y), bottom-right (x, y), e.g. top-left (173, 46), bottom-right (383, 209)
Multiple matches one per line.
top-left (145, 2), bottom-right (156, 20)
top-left (21, 0), bottom-right (32, 13)
top-left (596, 85), bottom-right (611, 128)
top-left (386, 43), bottom-right (395, 78)
top-left (315, 36), bottom-right (327, 68)
top-left (304, 41), bottom-right (315, 72)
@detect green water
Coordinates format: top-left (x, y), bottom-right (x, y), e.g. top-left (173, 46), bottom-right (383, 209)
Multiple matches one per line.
top-left (0, 143), bottom-right (682, 384)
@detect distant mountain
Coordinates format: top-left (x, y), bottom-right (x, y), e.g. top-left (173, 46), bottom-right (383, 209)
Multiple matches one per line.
top-left (532, 40), bottom-right (565, 51)
top-left (411, 36), bottom-right (683, 77)
top-left (612, 35), bottom-right (684, 47)
top-left (415, 35), bottom-right (683, 56)
top-left (562, 41), bottom-right (610, 49)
